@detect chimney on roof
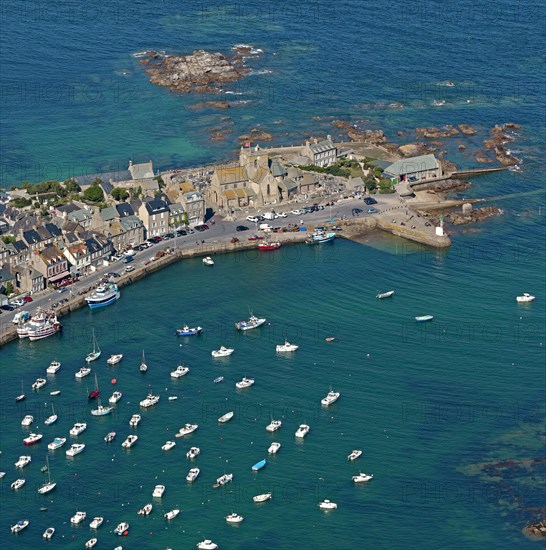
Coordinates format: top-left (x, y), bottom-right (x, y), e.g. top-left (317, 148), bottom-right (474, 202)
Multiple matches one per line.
top-left (327, 134), bottom-right (332, 142)
top-left (313, 138), bottom-right (318, 144)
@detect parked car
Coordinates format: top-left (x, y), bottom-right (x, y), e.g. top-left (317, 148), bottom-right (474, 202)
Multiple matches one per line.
top-left (236, 225), bottom-right (249, 232)
top-left (10, 299), bottom-right (24, 307)
top-left (246, 215), bottom-right (260, 223)
top-left (186, 228), bottom-right (195, 234)
top-left (108, 272), bottom-right (121, 278)
top-left (367, 208), bottom-right (379, 214)
top-left (125, 265), bottom-right (135, 272)
top-left (363, 197), bottom-right (378, 205)
top-left (277, 212), bottom-right (288, 218)
top-left (23, 296), bottom-right (33, 303)
top-left (291, 209), bottom-right (305, 215)
top-left (57, 287), bottom-right (68, 294)
top-left (175, 230), bottom-right (187, 236)
top-left (164, 233), bottom-right (175, 239)
top-left (1, 304), bottom-right (14, 311)
top-left (194, 224), bottom-right (209, 232)
top-left (353, 208), bottom-right (363, 214)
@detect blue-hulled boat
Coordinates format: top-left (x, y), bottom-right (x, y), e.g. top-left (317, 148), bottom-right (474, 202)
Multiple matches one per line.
top-left (85, 283), bottom-right (120, 309)
top-left (252, 459), bottom-right (267, 471)
top-left (175, 325), bottom-right (202, 336)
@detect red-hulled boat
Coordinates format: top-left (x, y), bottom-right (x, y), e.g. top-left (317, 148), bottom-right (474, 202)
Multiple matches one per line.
top-left (23, 433), bottom-right (43, 445)
top-left (258, 241), bottom-right (281, 251)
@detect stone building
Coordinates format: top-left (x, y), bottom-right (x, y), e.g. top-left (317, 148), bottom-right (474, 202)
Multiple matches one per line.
top-left (138, 198), bottom-right (170, 237)
top-left (181, 193), bottom-right (205, 226)
top-left (384, 154), bottom-right (442, 184)
top-left (301, 136), bottom-right (337, 167)
top-left (31, 243), bottom-right (70, 285)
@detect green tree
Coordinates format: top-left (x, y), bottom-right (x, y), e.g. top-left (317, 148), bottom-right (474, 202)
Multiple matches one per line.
top-left (83, 183), bottom-right (104, 203)
top-left (64, 179), bottom-right (81, 193)
top-left (1, 235), bottom-right (16, 244)
top-left (10, 197), bottom-right (32, 208)
top-left (182, 212), bottom-right (189, 226)
top-left (378, 178), bottom-right (395, 194)
top-left (111, 187), bottom-right (130, 201)
top-left (365, 178), bottom-right (377, 192)
top-left (5, 282), bottom-right (14, 295)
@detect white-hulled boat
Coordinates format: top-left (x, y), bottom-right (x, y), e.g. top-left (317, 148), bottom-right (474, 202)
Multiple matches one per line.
top-left (275, 341), bottom-right (299, 353)
top-left (85, 282), bottom-right (120, 309)
top-left (75, 367), bottom-right (91, 379)
top-left (104, 431), bottom-right (116, 443)
top-left (85, 329), bottom-right (101, 362)
top-left (268, 442), bottom-right (281, 454)
top-left (348, 449), bottom-right (363, 461)
top-left (122, 435), bottom-right (138, 448)
top-left (37, 457), bottom-right (56, 494)
top-left (15, 456), bottom-right (31, 468)
top-left (69, 422), bottom-right (87, 436)
top-left (162, 441), bottom-right (176, 451)
top-left (164, 509), bottom-right (180, 520)
top-left (176, 423), bottom-right (198, 437)
top-left (186, 467), bottom-right (200, 482)
top-left (43, 527), bottom-right (55, 539)
top-left (152, 484), bottom-right (165, 498)
top-left (321, 390), bottom-right (340, 406)
top-left (90, 516), bottom-right (104, 529)
top-left (215, 473), bottom-right (233, 486)
top-left (11, 478), bottom-right (26, 490)
top-left (27, 313), bottom-right (62, 341)
top-left (295, 424), bottom-right (310, 438)
top-left (11, 519), bottom-right (29, 533)
top-left (352, 472), bottom-right (374, 483)
top-left (211, 346), bottom-right (234, 358)
top-left (266, 419), bottom-right (282, 432)
top-left (319, 499), bottom-right (338, 510)
top-left (226, 512), bottom-right (244, 523)
top-left (170, 364), bottom-right (190, 377)
top-left (46, 360), bottom-right (61, 374)
top-left (235, 312), bottom-right (266, 331)
top-left (235, 377), bottom-right (254, 389)
top-left (70, 511), bottom-right (86, 524)
top-left (109, 391), bottom-right (122, 404)
top-left (21, 415), bottom-right (33, 426)
top-left (376, 290), bottom-right (395, 299)
top-left (66, 443), bottom-right (85, 457)
top-left (32, 378), bottom-right (47, 390)
top-left (91, 400), bottom-right (113, 416)
top-left (213, 376), bottom-right (224, 383)
top-left (107, 354), bottom-right (123, 365)
top-left (23, 433), bottom-right (43, 445)
top-left (50, 390), bottom-right (61, 396)
top-left (16, 381), bottom-right (25, 402)
top-left (516, 293), bottom-right (536, 303)
top-left (44, 405), bottom-right (57, 425)
top-left (415, 315), bottom-right (434, 322)
top-left (168, 396), bottom-right (178, 401)
top-left (129, 414), bottom-right (141, 427)
top-left (218, 411), bottom-right (234, 423)
top-left (197, 540), bottom-right (218, 550)
top-left (114, 522), bottom-right (129, 535)
top-left (48, 437), bottom-right (66, 450)
top-left (137, 503), bottom-right (152, 516)
top-left (253, 492), bottom-right (272, 503)
top-left (139, 349), bottom-right (148, 373)
top-left (85, 538), bottom-right (97, 548)
top-left (139, 393), bottom-right (160, 408)
top-left (175, 325), bottom-right (202, 337)
top-left (186, 446), bottom-right (200, 459)
top-left (202, 256), bottom-right (214, 266)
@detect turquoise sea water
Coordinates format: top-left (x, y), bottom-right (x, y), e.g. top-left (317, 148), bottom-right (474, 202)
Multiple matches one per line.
top-left (1, 0), bottom-right (545, 548)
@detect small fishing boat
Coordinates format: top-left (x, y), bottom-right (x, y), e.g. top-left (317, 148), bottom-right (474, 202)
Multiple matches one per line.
top-left (85, 538), bottom-right (98, 548)
top-left (88, 373), bottom-right (100, 399)
top-left (214, 473), bottom-right (233, 487)
top-left (109, 391), bottom-right (122, 404)
top-left (415, 315), bottom-right (434, 322)
top-left (171, 364), bottom-right (190, 377)
top-left (16, 381), bottom-right (25, 402)
top-left (253, 493), bottom-right (272, 503)
top-left (43, 527), bottom-right (55, 539)
top-left (236, 377), bottom-right (254, 389)
top-left (516, 293), bottom-right (535, 303)
top-left (352, 472), bottom-right (374, 483)
top-left (21, 415), bottom-right (33, 426)
top-left (23, 433), bottom-right (43, 445)
top-left (202, 256), bottom-right (214, 266)
top-left (139, 350), bottom-right (148, 373)
top-left (104, 431), bottom-right (116, 443)
top-left (176, 423), bottom-right (198, 437)
top-left (319, 499), bottom-right (338, 510)
top-left (164, 509), bottom-right (180, 520)
top-left (348, 449), bottom-right (363, 461)
top-left (11, 519), bottom-right (29, 533)
top-left (235, 312), bottom-right (266, 331)
top-left (139, 392), bottom-right (160, 408)
top-left (85, 329), bottom-right (101, 362)
top-left (137, 503), bottom-right (152, 516)
top-left (275, 341), bottom-right (299, 353)
top-left (268, 442), bottom-right (281, 454)
top-left (197, 540), bottom-right (218, 550)
top-left (218, 411), bottom-right (234, 423)
top-left (321, 389), bottom-right (340, 407)
top-left (266, 419), bottom-right (282, 432)
top-left (258, 241), bottom-right (281, 250)
top-left (48, 437), bottom-right (66, 450)
top-left (306, 231), bottom-right (335, 244)
top-left (75, 367), bottom-right (91, 379)
top-left (324, 337), bottom-right (335, 342)
top-left (186, 446), bottom-right (200, 459)
top-left (107, 354), bottom-right (123, 365)
top-left (46, 360), bottom-right (61, 374)
top-left (129, 414), bottom-right (141, 427)
top-left (252, 459), bottom-right (267, 471)
top-left (32, 378), bottom-right (47, 390)
top-left (295, 424), bottom-right (310, 438)
top-left (69, 422), bottom-right (87, 436)
top-left (15, 456), bottom-right (31, 468)
top-left (90, 516), bottom-right (104, 529)
top-left (37, 457), bottom-right (56, 494)
top-left (70, 511), bottom-right (86, 524)
top-left (175, 325), bottom-right (203, 336)
top-left (122, 435), bottom-right (138, 448)
top-left (152, 484), bottom-right (165, 498)
top-left (211, 346), bottom-right (234, 358)
top-left (11, 478), bottom-right (26, 490)
top-left (114, 521), bottom-right (129, 535)
top-left (186, 467), bottom-right (200, 482)
top-left (376, 290), bottom-right (395, 299)
top-left (226, 512), bottom-right (244, 523)
top-left (213, 376), bottom-right (224, 384)
top-left (44, 404), bottom-right (57, 425)
top-left (162, 440), bottom-right (176, 451)
top-left (66, 443), bottom-right (86, 457)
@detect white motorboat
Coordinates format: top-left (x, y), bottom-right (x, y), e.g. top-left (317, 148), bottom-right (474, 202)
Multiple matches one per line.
top-left (21, 415), bottom-right (33, 426)
top-left (11, 478), bottom-right (26, 490)
top-left (137, 503), bottom-right (152, 515)
top-left (176, 423), bottom-right (198, 437)
top-left (164, 509), bottom-right (180, 520)
top-left (168, 396), bottom-right (178, 400)
top-left (162, 440), bottom-right (176, 451)
top-left (139, 349), bottom-right (148, 373)
top-left (48, 437), bottom-right (66, 450)
top-left (215, 473), bottom-right (233, 486)
top-left (197, 540), bottom-right (218, 550)
top-left (16, 381), bottom-right (25, 402)
top-left (104, 431), bottom-right (116, 443)
top-left (235, 377), bottom-right (255, 389)
top-left (46, 360), bottom-right (61, 374)
top-left (170, 364), bottom-right (190, 377)
top-left (50, 390), bottom-right (61, 396)
top-left (85, 329), bottom-right (101, 362)
top-left (415, 315), bottom-right (434, 322)
top-left (114, 522), bottom-right (129, 535)
top-left (85, 538), bottom-right (97, 548)
top-left (516, 293), bottom-right (536, 303)
top-left (129, 414), bottom-right (141, 427)
top-left (211, 346), bottom-right (234, 358)
top-left (70, 511), bottom-right (87, 524)
top-left (295, 424), bottom-right (310, 438)
top-left (213, 376), bottom-right (224, 383)
top-left (75, 367), bottom-right (91, 379)
top-left (37, 457), bottom-right (56, 494)
top-left (202, 256), bottom-right (214, 266)
top-left (186, 446), bottom-right (200, 459)
top-left (69, 422), bottom-right (87, 436)
top-left (275, 341), bottom-right (299, 353)
top-left (122, 435), bottom-right (138, 448)
top-left (352, 472), bottom-right (374, 483)
top-left (90, 516), bottom-right (104, 529)
top-left (319, 499), bottom-right (338, 510)
top-left (23, 433), bottom-right (43, 445)
top-left (109, 391), bottom-right (122, 404)
top-left (32, 378), bottom-right (47, 390)
top-left (321, 390), bottom-right (340, 407)
top-left (66, 443), bottom-right (86, 457)
top-left (15, 455), bottom-right (31, 468)
top-left (11, 519), bottom-right (29, 533)
top-left (43, 527), bottom-right (55, 539)
top-left (235, 313), bottom-right (266, 331)
top-left (107, 354), bottom-right (123, 365)
top-left (266, 419), bottom-right (282, 432)
top-left (186, 467), bottom-right (200, 482)
top-left (376, 290), bottom-right (395, 299)
top-left (348, 449), bottom-right (363, 460)
top-left (152, 484), bottom-right (165, 498)
top-left (253, 492), bottom-right (272, 503)
top-left (139, 393), bottom-right (160, 408)
top-left (226, 512), bottom-right (244, 523)
top-left (44, 404), bottom-right (57, 425)
top-left (218, 411), bottom-right (234, 423)
top-left (268, 442), bottom-right (281, 454)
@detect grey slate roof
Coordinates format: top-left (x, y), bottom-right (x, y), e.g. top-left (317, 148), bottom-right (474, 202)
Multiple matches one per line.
top-left (129, 161), bottom-right (154, 180)
top-left (310, 140), bottom-right (335, 154)
top-left (23, 229), bottom-right (42, 245)
top-left (56, 203), bottom-right (80, 215)
top-left (68, 209), bottom-right (92, 223)
top-left (144, 199), bottom-right (169, 215)
top-left (116, 203), bottom-right (134, 217)
top-left (100, 181), bottom-right (114, 196)
top-left (73, 170), bottom-right (131, 186)
top-left (270, 159), bottom-right (287, 177)
top-left (45, 223), bottom-right (62, 238)
top-left (100, 207), bottom-right (118, 222)
top-left (384, 154), bottom-right (439, 176)
top-left (119, 215), bottom-right (143, 231)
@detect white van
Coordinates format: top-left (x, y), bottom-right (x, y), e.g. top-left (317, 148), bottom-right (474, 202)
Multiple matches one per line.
top-left (259, 223), bottom-right (273, 231)
top-left (263, 211), bottom-right (277, 220)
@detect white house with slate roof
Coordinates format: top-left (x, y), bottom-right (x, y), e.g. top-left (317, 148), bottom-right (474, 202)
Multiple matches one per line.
top-left (302, 136), bottom-right (337, 167)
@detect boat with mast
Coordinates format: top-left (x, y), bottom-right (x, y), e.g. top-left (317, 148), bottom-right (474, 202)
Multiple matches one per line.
top-left (88, 373), bottom-right (100, 399)
top-left (235, 309), bottom-right (266, 331)
top-left (91, 396), bottom-right (113, 416)
top-left (85, 329), bottom-right (101, 363)
top-left (140, 350), bottom-right (148, 373)
top-left (44, 404), bottom-right (57, 425)
top-left (16, 381), bottom-right (25, 402)
top-left (37, 457), bottom-right (56, 494)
